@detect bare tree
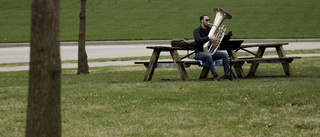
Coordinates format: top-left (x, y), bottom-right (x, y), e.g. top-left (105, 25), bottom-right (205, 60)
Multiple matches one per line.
top-left (77, 0), bottom-right (90, 74)
top-left (26, 0), bottom-right (61, 136)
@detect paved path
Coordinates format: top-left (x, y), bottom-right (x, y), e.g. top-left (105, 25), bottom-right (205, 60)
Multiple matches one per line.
top-left (0, 40), bottom-right (319, 72)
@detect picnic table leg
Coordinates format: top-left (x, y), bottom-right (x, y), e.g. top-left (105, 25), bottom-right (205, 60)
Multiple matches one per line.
top-left (234, 66), bottom-right (245, 78)
top-left (200, 67), bottom-right (209, 79)
top-left (247, 47), bottom-right (266, 77)
top-left (143, 49), bottom-right (160, 81)
top-left (282, 63), bottom-right (294, 76)
top-left (230, 50), bottom-right (245, 78)
top-left (275, 45), bottom-right (286, 57)
top-left (170, 50), bottom-right (189, 81)
top-left (247, 63), bottom-right (259, 77)
top-left (275, 46), bottom-right (294, 76)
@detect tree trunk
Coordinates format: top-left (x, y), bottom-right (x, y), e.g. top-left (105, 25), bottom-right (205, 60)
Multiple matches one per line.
top-left (77, 0), bottom-right (89, 74)
top-left (26, 0), bottom-right (61, 136)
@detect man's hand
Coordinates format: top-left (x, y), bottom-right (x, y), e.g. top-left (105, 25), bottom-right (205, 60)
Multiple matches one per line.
top-left (217, 29), bottom-right (224, 35)
top-left (209, 35), bottom-right (218, 44)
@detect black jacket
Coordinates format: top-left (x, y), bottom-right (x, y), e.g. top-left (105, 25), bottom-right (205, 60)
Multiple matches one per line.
top-left (193, 25), bottom-right (211, 52)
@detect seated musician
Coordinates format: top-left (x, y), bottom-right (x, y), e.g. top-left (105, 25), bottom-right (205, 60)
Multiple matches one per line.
top-left (193, 14), bottom-right (231, 80)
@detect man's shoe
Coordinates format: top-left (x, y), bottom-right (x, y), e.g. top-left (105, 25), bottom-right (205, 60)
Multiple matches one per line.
top-left (213, 75), bottom-right (220, 81)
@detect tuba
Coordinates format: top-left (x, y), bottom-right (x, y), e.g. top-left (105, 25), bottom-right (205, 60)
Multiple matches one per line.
top-left (203, 8), bottom-right (232, 55)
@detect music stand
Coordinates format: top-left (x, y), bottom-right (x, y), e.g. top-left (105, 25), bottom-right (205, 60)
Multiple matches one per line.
top-left (218, 39), bottom-right (243, 81)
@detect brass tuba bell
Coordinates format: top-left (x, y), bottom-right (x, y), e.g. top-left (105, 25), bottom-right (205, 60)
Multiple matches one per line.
top-left (203, 8), bottom-right (232, 55)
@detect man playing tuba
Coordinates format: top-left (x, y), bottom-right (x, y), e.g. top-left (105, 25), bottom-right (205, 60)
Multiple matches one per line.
top-left (193, 14), bottom-right (231, 80)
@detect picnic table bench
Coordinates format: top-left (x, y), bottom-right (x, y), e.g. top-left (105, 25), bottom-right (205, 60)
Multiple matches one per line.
top-left (135, 42), bottom-right (301, 81)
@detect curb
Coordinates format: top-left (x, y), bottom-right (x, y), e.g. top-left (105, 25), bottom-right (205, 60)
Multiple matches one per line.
top-left (1, 39), bottom-right (320, 48)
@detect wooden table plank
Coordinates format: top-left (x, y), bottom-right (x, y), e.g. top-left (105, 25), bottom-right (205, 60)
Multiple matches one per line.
top-left (240, 43), bottom-right (289, 48)
top-left (146, 46), bottom-right (194, 51)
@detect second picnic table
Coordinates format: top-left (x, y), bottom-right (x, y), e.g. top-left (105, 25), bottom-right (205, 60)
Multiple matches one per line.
top-left (232, 42), bottom-right (301, 77)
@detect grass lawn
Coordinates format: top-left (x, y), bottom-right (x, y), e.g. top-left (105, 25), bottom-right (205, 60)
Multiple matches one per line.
top-left (1, 57), bottom-right (319, 136)
top-left (1, 0), bottom-right (320, 43)
top-left (1, 0), bottom-right (319, 136)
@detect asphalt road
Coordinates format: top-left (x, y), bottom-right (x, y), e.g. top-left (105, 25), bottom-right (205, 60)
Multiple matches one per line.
top-left (0, 45), bottom-right (158, 64)
top-left (1, 41), bottom-right (320, 64)
top-left (0, 40), bottom-right (319, 71)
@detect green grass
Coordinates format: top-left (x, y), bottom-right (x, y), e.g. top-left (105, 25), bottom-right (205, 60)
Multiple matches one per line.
top-left (1, 57), bottom-right (319, 136)
top-left (1, 0), bottom-right (320, 135)
top-left (1, 0), bottom-right (320, 43)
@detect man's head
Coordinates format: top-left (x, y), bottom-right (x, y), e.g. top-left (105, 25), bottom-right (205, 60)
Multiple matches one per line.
top-left (200, 14), bottom-right (210, 28)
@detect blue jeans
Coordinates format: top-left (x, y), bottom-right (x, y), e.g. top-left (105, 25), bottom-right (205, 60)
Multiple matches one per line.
top-left (195, 51), bottom-right (230, 76)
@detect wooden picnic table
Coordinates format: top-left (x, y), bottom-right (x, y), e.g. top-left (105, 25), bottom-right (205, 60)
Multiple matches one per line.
top-left (136, 42), bottom-right (301, 81)
top-left (135, 46), bottom-right (245, 81)
top-left (231, 42), bottom-right (301, 77)
top-left (140, 46), bottom-right (191, 81)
